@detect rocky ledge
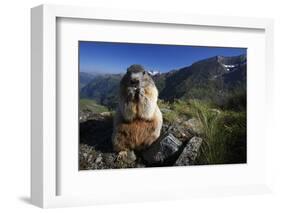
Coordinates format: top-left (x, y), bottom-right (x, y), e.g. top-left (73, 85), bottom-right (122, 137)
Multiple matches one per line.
top-left (79, 111), bottom-right (203, 170)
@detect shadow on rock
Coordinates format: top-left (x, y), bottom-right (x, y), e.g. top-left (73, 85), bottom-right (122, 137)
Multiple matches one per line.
top-left (79, 114), bottom-right (114, 152)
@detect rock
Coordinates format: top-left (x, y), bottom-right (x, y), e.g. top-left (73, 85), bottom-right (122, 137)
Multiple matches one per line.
top-left (141, 133), bottom-right (183, 166)
top-left (174, 136), bottom-right (203, 166)
top-left (170, 123), bottom-right (193, 141)
top-left (95, 155), bottom-right (103, 163)
top-left (100, 111), bottom-right (112, 117)
top-left (79, 110), bottom-right (203, 169)
top-left (161, 122), bottom-right (193, 142)
top-left (80, 146), bottom-right (138, 170)
top-left (114, 150), bottom-right (138, 169)
top-left (103, 154), bottom-right (116, 165)
top-left (183, 118), bottom-right (203, 135)
top-left (79, 113), bottom-right (113, 152)
top-left (79, 109), bottom-right (93, 122)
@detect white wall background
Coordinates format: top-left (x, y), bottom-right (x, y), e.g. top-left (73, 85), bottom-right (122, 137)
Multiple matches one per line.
top-left (0, 0), bottom-right (280, 212)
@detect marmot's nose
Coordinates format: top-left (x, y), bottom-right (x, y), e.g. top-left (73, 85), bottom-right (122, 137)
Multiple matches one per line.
top-left (130, 79), bottom-right (140, 85)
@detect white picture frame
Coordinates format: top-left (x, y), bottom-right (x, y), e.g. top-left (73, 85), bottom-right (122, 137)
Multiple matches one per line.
top-left (31, 4), bottom-right (274, 208)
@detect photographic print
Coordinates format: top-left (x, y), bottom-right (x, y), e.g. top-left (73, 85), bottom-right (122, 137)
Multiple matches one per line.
top-left (79, 41), bottom-right (247, 170)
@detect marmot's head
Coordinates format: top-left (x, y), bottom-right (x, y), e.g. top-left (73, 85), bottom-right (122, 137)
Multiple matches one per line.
top-left (121, 64), bottom-right (155, 89)
top-left (118, 64), bottom-right (160, 122)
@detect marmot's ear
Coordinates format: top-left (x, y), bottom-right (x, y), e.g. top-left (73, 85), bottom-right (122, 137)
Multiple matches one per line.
top-left (146, 71), bottom-right (152, 76)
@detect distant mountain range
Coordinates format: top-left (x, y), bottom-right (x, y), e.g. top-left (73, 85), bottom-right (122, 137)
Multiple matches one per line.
top-left (80, 54), bottom-right (246, 108)
top-left (80, 72), bottom-right (96, 89)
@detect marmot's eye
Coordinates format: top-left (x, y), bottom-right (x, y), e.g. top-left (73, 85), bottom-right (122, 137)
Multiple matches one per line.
top-left (143, 71), bottom-right (145, 75)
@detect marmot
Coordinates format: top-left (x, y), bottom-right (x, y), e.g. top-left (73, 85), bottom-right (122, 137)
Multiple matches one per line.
top-left (112, 64), bottom-right (163, 153)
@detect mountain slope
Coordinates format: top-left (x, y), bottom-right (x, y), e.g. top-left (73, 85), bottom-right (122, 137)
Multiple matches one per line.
top-left (80, 54), bottom-right (246, 108)
top-left (154, 55), bottom-right (246, 105)
top-left (80, 74), bottom-right (122, 108)
top-left (80, 72), bottom-right (96, 89)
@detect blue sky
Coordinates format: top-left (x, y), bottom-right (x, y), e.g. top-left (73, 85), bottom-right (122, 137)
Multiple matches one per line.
top-left (79, 41), bottom-right (246, 74)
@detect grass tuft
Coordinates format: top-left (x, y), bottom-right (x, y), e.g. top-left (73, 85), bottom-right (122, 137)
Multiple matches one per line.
top-left (189, 100), bottom-right (246, 164)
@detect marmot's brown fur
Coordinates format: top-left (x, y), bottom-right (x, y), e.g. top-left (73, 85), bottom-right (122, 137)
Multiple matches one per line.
top-left (112, 64), bottom-right (163, 152)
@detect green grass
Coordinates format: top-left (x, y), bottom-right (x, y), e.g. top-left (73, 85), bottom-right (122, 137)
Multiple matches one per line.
top-left (188, 100), bottom-right (246, 164)
top-left (159, 98), bottom-right (246, 164)
top-left (80, 99), bottom-right (109, 114)
top-left (158, 99), bottom-right (192, 123)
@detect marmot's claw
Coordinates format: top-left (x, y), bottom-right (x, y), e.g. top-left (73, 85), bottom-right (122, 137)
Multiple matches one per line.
top-left (116, 151), bottom-right (128, 161)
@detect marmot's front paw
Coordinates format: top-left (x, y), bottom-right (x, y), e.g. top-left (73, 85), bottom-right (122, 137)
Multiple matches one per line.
top-left (127, 91), bottom-right (134, 100)
top-left (116, 150), bottom-right (137, 163)
top-left (116, 151), bottom-right (128, 161)
top-left (138, 88), bottom-right (145, 97)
